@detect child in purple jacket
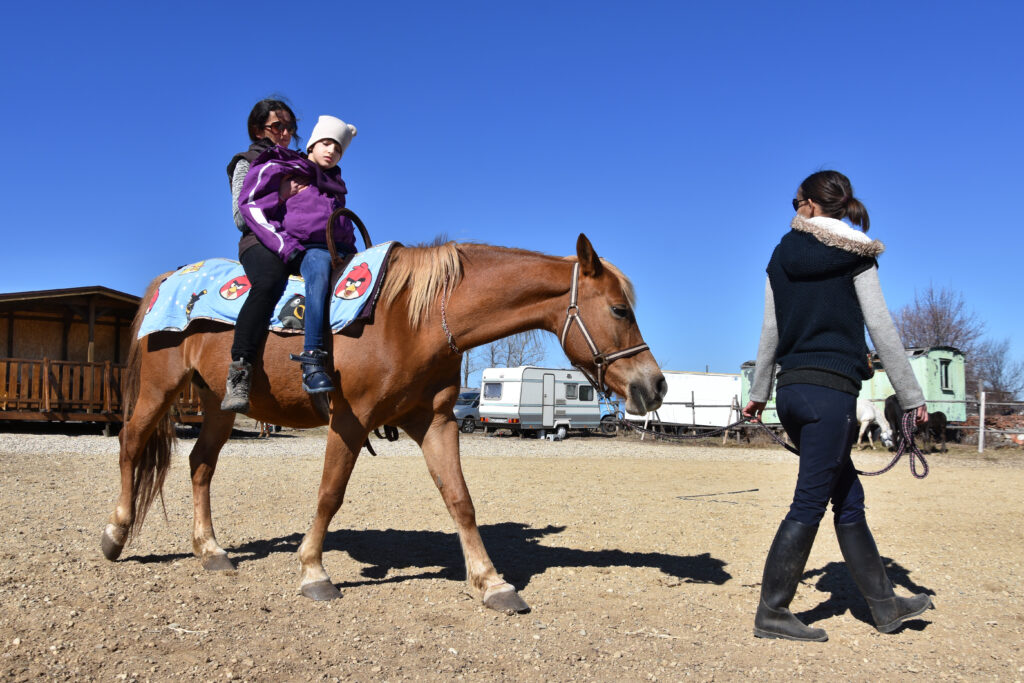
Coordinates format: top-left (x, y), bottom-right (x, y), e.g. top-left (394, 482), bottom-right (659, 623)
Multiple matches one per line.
top-left (238, 115), bottom-right (358, 393)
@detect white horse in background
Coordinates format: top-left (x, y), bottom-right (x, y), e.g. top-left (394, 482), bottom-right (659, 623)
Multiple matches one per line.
top-left (856, 399), bottom-right (893, 450)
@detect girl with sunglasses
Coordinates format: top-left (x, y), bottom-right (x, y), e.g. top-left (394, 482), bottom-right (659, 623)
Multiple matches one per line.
top-left (743, 170), bottom-right (933, 641)
top-left (222, 98), bottom-right (302, 412)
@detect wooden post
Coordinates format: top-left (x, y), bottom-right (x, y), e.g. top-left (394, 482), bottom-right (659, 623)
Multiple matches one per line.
top-left (5, 311), bottom-right (13, 357)
top-left (103, 360), bottom-right (112, 413)
top-left (42, 358), bottom-right (51, 413)
top-left (61, 310), bottom-right (71, 361)
top-left (87, 297), bottom-right (96, 363)
top-left (978, 381), bottom-right (985, 454)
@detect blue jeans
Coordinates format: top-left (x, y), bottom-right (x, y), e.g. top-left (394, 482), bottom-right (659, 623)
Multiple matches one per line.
top-left (298, 247), bottom-right (332, 352)
top-left (776, 384), bottom-right (865, 526)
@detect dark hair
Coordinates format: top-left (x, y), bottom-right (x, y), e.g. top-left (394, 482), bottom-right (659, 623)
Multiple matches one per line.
top-left (798, 170), bottom-right (870, 232)
top-left (246, 98), bottom-right (301, 147)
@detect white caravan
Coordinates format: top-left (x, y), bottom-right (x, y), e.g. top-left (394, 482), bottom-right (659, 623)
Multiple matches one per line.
top-left (479, 366), bottom-right (601, 437)
top-left (625, 370), bottom-right (741, 431)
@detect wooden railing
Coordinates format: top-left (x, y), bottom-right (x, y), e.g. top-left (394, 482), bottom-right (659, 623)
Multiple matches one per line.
top-left (0, 357), bottom-right (201, 424)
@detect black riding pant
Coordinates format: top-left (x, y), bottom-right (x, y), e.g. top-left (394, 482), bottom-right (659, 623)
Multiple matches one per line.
top-left (776, 383), bottom-right (866, 526)
top-left (230, 242), bottom-right (290, 364)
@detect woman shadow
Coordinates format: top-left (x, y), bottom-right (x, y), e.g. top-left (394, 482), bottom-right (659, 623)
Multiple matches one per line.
top-left (798, 558), bottom-right (936, 632)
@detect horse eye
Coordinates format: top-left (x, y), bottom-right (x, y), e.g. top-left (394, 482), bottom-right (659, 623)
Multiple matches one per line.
top-left (610, 305), bottom-right (629, 319)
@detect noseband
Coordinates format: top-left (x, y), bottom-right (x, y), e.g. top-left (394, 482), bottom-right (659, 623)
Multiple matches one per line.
top-left (559, 262), bottom-right (649, 399)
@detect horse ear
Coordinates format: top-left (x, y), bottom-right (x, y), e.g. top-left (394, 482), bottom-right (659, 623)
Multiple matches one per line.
top-left (576, 233), bottom-right (603, 277)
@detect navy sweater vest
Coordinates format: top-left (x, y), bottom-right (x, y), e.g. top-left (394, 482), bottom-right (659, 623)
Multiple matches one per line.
top-left (767, 229), bottom-right (876, 394)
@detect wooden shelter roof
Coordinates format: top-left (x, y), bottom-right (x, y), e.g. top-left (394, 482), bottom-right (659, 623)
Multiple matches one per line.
top-left (0, 286), bottom-right (139, 315)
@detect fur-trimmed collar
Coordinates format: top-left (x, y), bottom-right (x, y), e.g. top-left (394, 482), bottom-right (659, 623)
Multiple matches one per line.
top-left (790, 215), bottom-right (884, 258)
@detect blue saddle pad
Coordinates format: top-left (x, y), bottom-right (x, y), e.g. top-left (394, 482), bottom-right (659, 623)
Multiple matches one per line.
top-left (138, 242), bottom-right (396, 339)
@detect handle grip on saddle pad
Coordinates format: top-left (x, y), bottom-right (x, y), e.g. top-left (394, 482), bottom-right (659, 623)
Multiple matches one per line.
top-left (326, 207), bottom-right (372, 267)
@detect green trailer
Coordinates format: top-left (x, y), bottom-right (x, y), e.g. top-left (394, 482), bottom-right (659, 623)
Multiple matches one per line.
top-left (740, 346), bottom-right (966, 425)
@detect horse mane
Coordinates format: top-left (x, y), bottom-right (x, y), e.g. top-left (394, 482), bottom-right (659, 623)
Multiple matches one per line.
top-left (379, 242), bottom-right (638, 329)
top-left (380, 242), bottom-right (464, 328)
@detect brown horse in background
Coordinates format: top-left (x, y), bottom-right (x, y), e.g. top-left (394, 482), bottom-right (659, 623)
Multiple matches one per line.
top-left (101, 234), bottom-right (666, 612)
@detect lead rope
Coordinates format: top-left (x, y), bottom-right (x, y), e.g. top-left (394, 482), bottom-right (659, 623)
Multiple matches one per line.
top-left (613, 410), bottom-right (928, 478)
top-left (856, 410), bottom-right (929, 478)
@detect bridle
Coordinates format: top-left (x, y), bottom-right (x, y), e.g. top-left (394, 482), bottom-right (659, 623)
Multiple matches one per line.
top-left (440, 261), bottom-right (649, 400)
top-left (558, 262), bottom-right (649, 399)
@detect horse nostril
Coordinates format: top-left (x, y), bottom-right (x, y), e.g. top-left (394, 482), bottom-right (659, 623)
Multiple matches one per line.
top-left (656, 377), bottom-right (668, 399)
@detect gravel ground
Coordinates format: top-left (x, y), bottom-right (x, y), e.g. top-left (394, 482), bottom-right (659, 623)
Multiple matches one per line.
top-left (0, 423), bottom-right (1022, 681)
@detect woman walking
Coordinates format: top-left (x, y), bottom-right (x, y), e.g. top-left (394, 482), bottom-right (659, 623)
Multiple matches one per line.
top-left (743, 170), bottom-right (933, 641)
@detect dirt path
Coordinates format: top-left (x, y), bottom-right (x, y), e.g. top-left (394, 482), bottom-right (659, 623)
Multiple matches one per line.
top-left (1, 427), bottom-right (1022, 680)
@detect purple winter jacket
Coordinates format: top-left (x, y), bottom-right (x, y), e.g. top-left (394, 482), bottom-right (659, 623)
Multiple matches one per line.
top-left (238, 146), bottom-right (355, 263)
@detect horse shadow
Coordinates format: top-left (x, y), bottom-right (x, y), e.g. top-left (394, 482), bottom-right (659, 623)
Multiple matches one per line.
top-left (797, 558), bottom-right (936, 632)
top-left (125, 522), bottom-right (731, 590)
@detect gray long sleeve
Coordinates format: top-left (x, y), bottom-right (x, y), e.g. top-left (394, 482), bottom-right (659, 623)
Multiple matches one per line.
top-left (231, 159), bottom-right (250, 231)
top-left (749, 277), bottom-right (778, 403)
top-left (854, 266), bottom-right (925, 410)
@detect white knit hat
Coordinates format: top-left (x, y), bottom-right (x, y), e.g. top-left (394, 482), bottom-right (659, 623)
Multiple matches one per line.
top-left (306, 115), bottom-right (357, 154)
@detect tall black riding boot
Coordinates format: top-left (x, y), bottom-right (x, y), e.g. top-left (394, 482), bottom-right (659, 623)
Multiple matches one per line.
top-left (835, 519), bottom-right (933, 633)
top-left (753, 519), bottom-right (828, 642)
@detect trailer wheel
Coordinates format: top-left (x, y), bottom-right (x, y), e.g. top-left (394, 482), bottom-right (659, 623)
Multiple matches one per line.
top-left (460, 418), bottom-right (475, 434)
top-left (554, 425), bottom-right (568, 440)
top-left (600, 414), bottom-right (618, 435)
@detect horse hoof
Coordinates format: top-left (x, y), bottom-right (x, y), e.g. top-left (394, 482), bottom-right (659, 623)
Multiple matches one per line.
top-left (301, 580), bottom-right (342, 601)
top-left (101, 526), bottom-right (125, 561)
top-left (201, 554), bottom-right (236, 571)
top-left (484, 586), bottom-right (530, 614)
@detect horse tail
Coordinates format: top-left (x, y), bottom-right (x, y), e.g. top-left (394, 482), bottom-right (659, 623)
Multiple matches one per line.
top-left (122, 273), bottom-right (176, 543)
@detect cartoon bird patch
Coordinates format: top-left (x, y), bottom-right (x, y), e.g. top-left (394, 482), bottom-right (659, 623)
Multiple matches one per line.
top-left (336, 262), bottom-right (372, 300)
top-left (220, 276), bottom-right (251, 300)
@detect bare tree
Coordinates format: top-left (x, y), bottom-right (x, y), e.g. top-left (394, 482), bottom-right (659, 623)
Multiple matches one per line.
top-left (502, 331), bottom-right (546, 367)
top-left (974, 338), bottom-right (1024, 402)
top-left (893, 285), bottom-right (985, 355)
top-left (461, 347), bottom-right (485, 388)
top-left (892, 285), bottom-right (986, 387)
top-left (478, 331), bottom-right (546, 370)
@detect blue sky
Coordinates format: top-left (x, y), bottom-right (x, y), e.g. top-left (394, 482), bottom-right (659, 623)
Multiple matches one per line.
top-left (2, 2), bottom-right (1021, 387)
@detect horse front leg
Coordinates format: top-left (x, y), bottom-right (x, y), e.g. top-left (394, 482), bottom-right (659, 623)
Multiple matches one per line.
top-left (188, 389), bottom-right (237, 571)
top-left (296, 414), bottom-right (363, 601)
top-left (412, 414), bottom-right (530, 614)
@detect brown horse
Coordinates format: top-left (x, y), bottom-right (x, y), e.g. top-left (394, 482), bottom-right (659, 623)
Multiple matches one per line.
top-left (101, 234), bottom-right (666, 613)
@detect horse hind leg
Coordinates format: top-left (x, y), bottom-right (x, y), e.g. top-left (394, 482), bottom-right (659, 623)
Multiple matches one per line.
top-left (857, 421), bottom-right (871, 450)
top-left (409, 413), bottom-right (530, 615)
top-left (188, 386), bottom-right (238, 571)
top-left (102, 359), bottom-right (189, 561)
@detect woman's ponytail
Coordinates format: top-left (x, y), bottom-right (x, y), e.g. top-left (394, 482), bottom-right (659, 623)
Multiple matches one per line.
top-left (845, 197), bottom-right (870, 232)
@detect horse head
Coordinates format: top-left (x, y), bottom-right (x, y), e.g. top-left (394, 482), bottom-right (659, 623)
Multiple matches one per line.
top-left (559, 233), bottom-right (667, 415)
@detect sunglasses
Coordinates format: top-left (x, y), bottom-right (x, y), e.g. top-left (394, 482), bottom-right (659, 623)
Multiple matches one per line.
top-left (792, 198), bottom-right (809, 211)
top-left (264, 120), bottom-right (296, 134)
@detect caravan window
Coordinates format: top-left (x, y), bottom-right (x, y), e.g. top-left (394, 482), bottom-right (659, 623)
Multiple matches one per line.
top-left (940, 359), bottom-right (951, 391)
top-left (565, 384), bottom-right (578, 399)
top-left (579, 385), bottom-right (594, 402)
top-left (483, 382), bottom-right (502, 400)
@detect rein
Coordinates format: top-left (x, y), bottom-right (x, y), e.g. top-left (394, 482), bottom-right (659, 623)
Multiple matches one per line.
top-left (611, 410), bottom-right (929, 478)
